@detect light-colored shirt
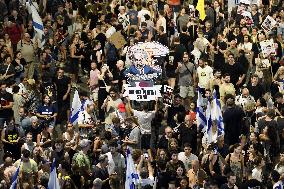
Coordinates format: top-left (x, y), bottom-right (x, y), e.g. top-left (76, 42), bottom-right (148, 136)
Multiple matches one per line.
top-left (178, 152), bottom-right (198, 171)
top-left (133, 110), bottom-right (155, 134)
top-left (197, 65), bottom-right (213, 89)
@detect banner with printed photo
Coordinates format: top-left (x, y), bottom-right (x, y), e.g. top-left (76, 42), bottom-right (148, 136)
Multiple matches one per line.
top-left (261, 16), bottom-right (277, 33)
top-left (123, 41), bottom-right (169, 101)
top-left (260, 39), bottom-right (276, 58)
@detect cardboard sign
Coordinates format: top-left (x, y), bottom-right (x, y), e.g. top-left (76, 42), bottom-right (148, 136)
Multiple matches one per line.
top-left (109, 31), bottom-right (127, 49)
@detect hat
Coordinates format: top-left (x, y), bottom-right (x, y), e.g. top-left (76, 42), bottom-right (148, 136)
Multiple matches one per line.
top-left (27, 79), bottom-right (35, 85)
top-left (118, 103), bottom-right (126, 113)
top-left (79, 139), bottom-right (91, 148)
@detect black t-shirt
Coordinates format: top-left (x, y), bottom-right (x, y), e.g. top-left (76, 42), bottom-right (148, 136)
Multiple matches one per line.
top-left (223, 106), bottom-right (245, 146)
top-left (240, 179), bottom-right (263, 189)
top-left (112, 68), bottom-right (126, 92)
top-left (26, 125), bottom-right (43, 142)
top-left (54, 76), bottom-right (71, 100)
top-left (179, 33), bottom-right (190, 50)
top-left (157, 171), bottom-right (171, 189)
top-left (179, 124), bottom-right (197, 151)
top-left (158, 33), bottom-right (169, 47)
top-left (167, 105), bottom-right (186, 127)
top-left (220, 184), bottom-right (235, 189)
top-left (158, 135), bottom-right (169, 150)
top-left (93, 166), bottom-right (110, 189)
top-left (0, 91), bottom-right (13, 118)
top-left (222, 62), bottom-right (245, 86)
top-left (203, 30), bottom-right (214, 42)
top-left (41, 82), bottom-right (57, 104)
top-left (247, 83), bottom-right (264, 101)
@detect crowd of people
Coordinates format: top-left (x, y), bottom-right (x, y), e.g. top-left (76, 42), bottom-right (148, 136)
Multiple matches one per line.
top-left (0, 0), bottom-right (284, 188)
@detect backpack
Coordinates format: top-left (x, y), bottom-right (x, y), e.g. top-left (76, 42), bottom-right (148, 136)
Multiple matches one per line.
top-left (106, 43), bottom-right (118, 62)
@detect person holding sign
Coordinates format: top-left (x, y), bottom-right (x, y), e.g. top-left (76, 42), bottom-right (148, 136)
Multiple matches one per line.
top-left (126, 97), bottom-right (158, 152)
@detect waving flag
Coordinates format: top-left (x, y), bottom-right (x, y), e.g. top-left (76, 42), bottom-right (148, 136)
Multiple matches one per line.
top-left (9, 162), bottom-right (21, 189)
top-left (70, 90), bottom-right (82, 124)
top-left (212, 90), bottom-right (224, 136)
top-left (48, 159), bottom-right (60, 189)
top-left (206, 98), bottom-right (213, 144)
top-left (196, 88), bottom-right (206, 133)
top-left (125, 148), bottom-right (139, 189)
top-left (196, 0), bottom-right (206, 21)
top-left (27, 0), bottom-right (45, 47)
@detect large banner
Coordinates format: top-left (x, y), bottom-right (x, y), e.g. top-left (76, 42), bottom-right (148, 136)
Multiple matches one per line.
top-left (123, 42), bottom-right (169, 101)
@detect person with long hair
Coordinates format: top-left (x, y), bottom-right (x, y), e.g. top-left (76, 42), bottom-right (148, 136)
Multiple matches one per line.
top-left (12, 51), bottom-right (26, 84)
top-left (225, 143), bottom-right (244, 182)
top-left (69, 34), bottom-right (84, 84)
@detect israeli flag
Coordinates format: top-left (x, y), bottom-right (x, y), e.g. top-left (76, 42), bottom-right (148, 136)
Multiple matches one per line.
top-left (27, 0), bottom-right (45, 47)
top-left (196, 88), bottom-right (206, 133)
top-left (70, 90), bottom-right (82, 124)
top-left (48, 159), bottom-right (60, 189)
top-left (206, 98), bottom-right (213, 144)
top-left (9, 162), bottom-right (21, 189)
top-left (212, 90), bottom-right (224, 136)
top-left (125, 148), bottom-right (139, 189)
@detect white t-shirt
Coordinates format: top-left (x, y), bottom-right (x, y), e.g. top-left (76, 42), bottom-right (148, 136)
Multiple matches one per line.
top-left (178, 152), bottom-right (198, 171)
top-left (133, 110), bottom-right (155, 134)
top-left (138, 9), bottom-right (151, 27)
top-left (252, 168), bottom-right (263, 182)
top-left (78, 110), bottom-right (95, 138)
top-left (105, 152), bottom-right (125, 175)
top-left (197, 65), bottom-right (213, 89)
top-left (141, 177), bottom-right (155, 187)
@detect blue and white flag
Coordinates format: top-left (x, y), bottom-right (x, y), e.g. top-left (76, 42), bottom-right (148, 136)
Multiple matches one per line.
top-left (27, 0), bottom-right (45, 47)
top-left (70, 90), bottom-right (82, 124)
top-left (206, 98), bottom-right (213, 144)
top-left (48, 159), bottom-right (60, 189)
top-left (212, 90), bottom-right (224, 136)
top-left (9, 162), bottom-right (21, 189)
top-left (125, 148), bottom-right (139, 189)
top-left (196, 88), bottom-right (206, 133)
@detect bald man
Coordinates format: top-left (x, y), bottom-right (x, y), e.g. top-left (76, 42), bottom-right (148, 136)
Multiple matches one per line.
top-left (158, 127), bottom-right (174, 151)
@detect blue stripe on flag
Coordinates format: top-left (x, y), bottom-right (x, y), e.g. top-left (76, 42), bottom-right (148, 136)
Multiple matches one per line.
top-left (70, 111), bottom-right (80, 124)
top-left (9, 162), bottom-right (21, 189)
top-left (32, 21), bottom-right (44, 31)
